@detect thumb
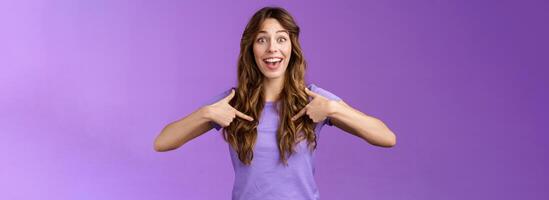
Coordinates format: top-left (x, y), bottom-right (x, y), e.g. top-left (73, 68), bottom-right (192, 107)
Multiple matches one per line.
top-left (223, 89), bottom-right (235, 102)
top-left (305, 87), bottom-right (318, 98)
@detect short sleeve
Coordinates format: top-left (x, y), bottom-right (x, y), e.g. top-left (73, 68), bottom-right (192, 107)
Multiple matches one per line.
top-left (202, 88), bottom-right (234, 131)
top-left (308, 84), bottom-right (342, 127)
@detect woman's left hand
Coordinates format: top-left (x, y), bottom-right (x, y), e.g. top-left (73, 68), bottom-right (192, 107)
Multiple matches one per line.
top-left (292, 87), bottom-right (335, 123)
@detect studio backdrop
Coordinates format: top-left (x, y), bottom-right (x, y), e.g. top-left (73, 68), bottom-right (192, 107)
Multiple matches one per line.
top-left (1, 0), bottom-right (547, 199)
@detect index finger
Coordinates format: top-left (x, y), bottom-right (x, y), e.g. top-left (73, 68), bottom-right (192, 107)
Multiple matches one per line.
top-left (292, 107), bottom-right (307, 121)
top-left (234, 108), bottom-right (254, 121)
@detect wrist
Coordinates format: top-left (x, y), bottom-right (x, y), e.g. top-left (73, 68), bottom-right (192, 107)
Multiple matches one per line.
top-left (198, 106), bottom-right (213, 122)
top-left (327, 100), bottom-right (343, 118)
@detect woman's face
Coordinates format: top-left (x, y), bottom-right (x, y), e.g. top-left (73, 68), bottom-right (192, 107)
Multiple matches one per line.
top-left (253, 18), bottom-right (292, 80)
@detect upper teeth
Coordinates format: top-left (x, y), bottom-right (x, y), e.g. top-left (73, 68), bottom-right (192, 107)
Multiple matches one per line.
top-left (264, 58), bottom-right (282, 62)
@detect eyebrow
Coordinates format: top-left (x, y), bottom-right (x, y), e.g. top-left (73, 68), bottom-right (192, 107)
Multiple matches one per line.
top-left (257, 30), bottom-right (289, 34)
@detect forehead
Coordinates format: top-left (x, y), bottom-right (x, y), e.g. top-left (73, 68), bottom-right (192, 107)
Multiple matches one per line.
top-left (258, 18), bottom-right (288, 35)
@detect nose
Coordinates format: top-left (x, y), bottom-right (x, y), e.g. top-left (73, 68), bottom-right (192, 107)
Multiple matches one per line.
top-left (267, 40), bottom-right (278, 53)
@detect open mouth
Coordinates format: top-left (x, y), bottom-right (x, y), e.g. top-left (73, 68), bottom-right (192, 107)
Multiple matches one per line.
top-left (263, 57), bottom-right (283, 70)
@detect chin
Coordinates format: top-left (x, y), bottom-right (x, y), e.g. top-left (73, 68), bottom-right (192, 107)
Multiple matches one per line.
top-left (263, 72), bottom-right (284, 79)
top-left (260, 67), bottom-right (286, 79)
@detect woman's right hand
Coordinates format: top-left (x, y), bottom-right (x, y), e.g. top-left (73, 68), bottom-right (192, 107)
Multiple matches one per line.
top-left (203, 89), bottom-right (254, 127)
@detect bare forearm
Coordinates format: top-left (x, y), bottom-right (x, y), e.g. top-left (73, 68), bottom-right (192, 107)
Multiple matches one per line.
top-left (154, 107), bottom-right (213, 152)
top-left (328, 101), bottom-right (396, 147)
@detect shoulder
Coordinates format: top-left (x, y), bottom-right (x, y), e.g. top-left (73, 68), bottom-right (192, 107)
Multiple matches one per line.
top-left (307, 83), bottom-right (342, 101)
top-left (204, 86), bottom-right (236, 105)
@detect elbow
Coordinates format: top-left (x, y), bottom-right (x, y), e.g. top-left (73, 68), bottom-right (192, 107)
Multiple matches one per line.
top-left (363, 129), bottom-right (396, 148)
top-left (387, 136), bottom-right (396, 147)
top-left (154, 125), bottom-right (175, 152)
top-left (373, 131), bottom-right (396, 148)
top-left (154, 141), bottom-right (165, 152)
top-left (384, 132), bottom-right (397, 148)
top-left (154, 142), bottom-right (174, 152)
top-left (154, 138), bottom-right (171, 152)
top-left (380, 125), bottom-right (396, 147)
top-left (154, 136), bottom-right (181, 152)
top-left (369, 119), bottom-right (396, 148)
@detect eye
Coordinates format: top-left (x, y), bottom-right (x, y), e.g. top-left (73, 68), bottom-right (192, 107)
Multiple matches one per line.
top-left (257, 37), bottom-right (266, 43)
top-left (277, 37), bottom-right (287, 43)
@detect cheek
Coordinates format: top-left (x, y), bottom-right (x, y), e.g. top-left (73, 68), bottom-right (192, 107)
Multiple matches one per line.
top-left (253, 46), bottom-right (263, 62)
top-left (284, 46), bottom-right (292, 60)
top-left (283, 42), bottom-right (292, 52)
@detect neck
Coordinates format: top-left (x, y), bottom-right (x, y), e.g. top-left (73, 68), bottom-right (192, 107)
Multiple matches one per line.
top-left (263, 76), bottom-right (284, 102)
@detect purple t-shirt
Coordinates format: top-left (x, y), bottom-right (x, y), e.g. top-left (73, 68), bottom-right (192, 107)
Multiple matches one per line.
top-left (204, 83), bottom-right (341, 200)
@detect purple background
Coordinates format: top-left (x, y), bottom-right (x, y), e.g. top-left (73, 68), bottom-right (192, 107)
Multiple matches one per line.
top-left (1, 0), bottom-right (548, 199)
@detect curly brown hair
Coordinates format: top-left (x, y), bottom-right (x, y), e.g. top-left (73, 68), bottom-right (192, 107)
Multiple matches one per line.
top-left (222, 7), bottom-right (316, 166)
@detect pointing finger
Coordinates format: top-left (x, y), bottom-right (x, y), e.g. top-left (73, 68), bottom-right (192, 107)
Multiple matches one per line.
top-left (234, 109), bottom-right (254, 121)
top-left (292, 107), bottom-right (307, 121)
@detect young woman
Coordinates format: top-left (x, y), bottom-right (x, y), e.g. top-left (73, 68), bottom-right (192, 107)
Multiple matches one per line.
top-left (154, 6), bottom-right (396, 200)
